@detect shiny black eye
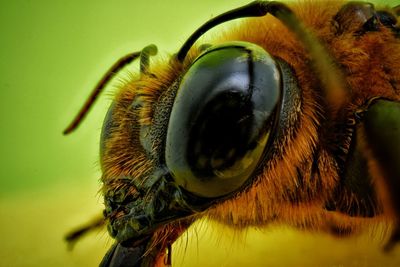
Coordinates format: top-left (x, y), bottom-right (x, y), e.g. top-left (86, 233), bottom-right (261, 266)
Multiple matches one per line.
top-left (165, 42), bottom-right (281, 198)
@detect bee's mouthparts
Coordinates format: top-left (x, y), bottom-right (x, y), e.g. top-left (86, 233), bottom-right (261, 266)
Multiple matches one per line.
top-left (99, 237), bottom-right (151, 267)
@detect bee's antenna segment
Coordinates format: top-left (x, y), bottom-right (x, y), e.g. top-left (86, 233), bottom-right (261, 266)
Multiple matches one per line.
top-left (176, 1), bottom-right (277, 62)
top-left (176, 0), bottom-right (348, 107)
top-left (64, 44), bottom-right (159, 135)
top-left (63, 52), bottom-right (141, 135)
top-left (140, 44), bottom-right (158, 76)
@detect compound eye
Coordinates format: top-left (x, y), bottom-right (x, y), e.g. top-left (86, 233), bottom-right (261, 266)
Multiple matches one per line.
top-left (165, 42), bottom-right (281, 198)
top-left (100, 102), bottom-right (116, 160)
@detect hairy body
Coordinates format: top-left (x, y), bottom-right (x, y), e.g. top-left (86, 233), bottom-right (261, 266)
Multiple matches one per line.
top-left (68, 1), bottom-right (400, 266)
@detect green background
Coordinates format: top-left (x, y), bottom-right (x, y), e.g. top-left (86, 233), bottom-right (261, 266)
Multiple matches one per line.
top-left (1, 0), bottom-right (400, 266)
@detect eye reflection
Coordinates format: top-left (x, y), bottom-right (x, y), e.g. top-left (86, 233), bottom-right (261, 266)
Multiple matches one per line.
top-left (165, 42), bottom-right (281, 198)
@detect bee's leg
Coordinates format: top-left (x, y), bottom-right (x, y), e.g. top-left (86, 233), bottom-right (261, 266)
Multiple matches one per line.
top-left (361, 99), bottom-right (400, 250)
top-left (64, 213), bottom-right (105, 250)
top-left (334, 2), bottom-right (399, 37)
top-left (333, 2), bottom-right (376, 35)
top-left (375, 8), bottom-right (400, 37)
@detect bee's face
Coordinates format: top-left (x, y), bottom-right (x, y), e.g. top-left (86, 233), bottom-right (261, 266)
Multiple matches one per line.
top-left (66, 1), bottom-right (400, 266)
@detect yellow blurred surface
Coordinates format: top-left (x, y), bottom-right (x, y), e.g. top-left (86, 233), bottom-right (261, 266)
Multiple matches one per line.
top-left (1, 182), bottom-right (400, 267)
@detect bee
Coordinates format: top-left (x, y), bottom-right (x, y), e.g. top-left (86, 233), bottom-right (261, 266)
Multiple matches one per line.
top-left (64, 1), bottom-right (400, 266)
